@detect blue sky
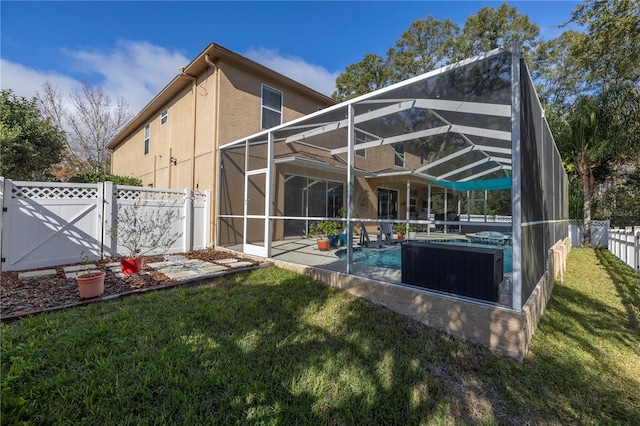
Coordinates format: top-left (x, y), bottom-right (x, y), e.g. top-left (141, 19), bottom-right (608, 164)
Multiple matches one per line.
top-left (1, 1), bottom-right (581, 113)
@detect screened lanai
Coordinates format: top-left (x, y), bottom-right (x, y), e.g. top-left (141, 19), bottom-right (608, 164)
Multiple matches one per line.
top-left (218, 46), bottom-right (568, 314)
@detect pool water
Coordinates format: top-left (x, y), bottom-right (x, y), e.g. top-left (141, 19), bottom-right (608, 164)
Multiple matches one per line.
top-left (337, 242), bottom-right (513, 273)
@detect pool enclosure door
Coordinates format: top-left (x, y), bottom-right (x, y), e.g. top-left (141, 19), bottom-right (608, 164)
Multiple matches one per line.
top-left (243, 137), bottom-right (273, 258)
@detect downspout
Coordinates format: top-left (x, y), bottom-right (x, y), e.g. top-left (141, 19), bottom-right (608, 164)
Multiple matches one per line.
top-left (179, 66), bottom-right (197, 190)
top-left (168, 148), bottom-right (173, 187)
top-left (205, 54), bottom-right (219, 247)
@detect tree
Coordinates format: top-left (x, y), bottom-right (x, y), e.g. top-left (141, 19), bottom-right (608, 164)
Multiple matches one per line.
top-left (555, 88), bottom-right (640, 246)
top-left (333, 4), bottom-right (540, 101)
top-left (333, 53), bottom-right (390, 102)
top-left (386, 17), bottom-right (459, 83)
top-left (38, 81), bottom-right (132, 177)
top-left (546, 0), bottom-right (640, 242)
top-left (535, 30), bottom-right (588, 106)
top-left (568, 0), bottom-right (640, 94)
top-left (0, 89), bottom-right (65, 180)
top-left (453, 3), bottom-right (540, 62)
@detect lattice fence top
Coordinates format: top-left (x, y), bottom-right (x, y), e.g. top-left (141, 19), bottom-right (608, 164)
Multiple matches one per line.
top-left (11, 185), bottom-right (98, 200)
top-left (116, 188), bottom-right (185, 203)
top-left (461, 214), bottom-right (513, 223)
top-left (569, 219), bottom-right (610, 227)
top-left (192, 191), bottom-right (207, 203)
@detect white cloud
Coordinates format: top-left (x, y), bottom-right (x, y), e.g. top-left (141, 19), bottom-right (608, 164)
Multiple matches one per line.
top-left (0, 41), bottom-right (190, 114)
top-left (0, 41), bottom-right (337, 119)
top-left (244, 48), bottom-right (338, 97)
top-left (0, 59), bottom-right (81, 100)
top-left (64, 40), bottom-right (190, 112)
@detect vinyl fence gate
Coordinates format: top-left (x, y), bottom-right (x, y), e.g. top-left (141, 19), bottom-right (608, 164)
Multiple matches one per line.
top-left (0, 178), bottom-right (211, 272)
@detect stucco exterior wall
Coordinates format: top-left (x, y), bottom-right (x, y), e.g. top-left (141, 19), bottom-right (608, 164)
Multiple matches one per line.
top-left (112, 59), bottom-right (330, 189)
top-left (217, 61), bottom-right (326, 146)
top-left (110, 50), bottom-right (334, 247)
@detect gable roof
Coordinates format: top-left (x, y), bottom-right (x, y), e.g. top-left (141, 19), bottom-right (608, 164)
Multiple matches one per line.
top-left (107, 42), bottom-right (336, 150)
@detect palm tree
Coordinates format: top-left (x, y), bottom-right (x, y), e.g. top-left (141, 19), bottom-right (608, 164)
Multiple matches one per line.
top-left (555, 87), bottom-right (640, 246)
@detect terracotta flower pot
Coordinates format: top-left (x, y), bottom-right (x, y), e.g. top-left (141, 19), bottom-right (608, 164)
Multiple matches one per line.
top-left (316, 238), bottom-right (330, 251)
top-left (77, 271), bottom-right (105, 299)
top-left (120, 256), bottom-right (144, 275)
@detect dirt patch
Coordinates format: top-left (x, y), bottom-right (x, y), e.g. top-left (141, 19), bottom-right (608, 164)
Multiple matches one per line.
top-left (0, 249), bottom-right (257, 318)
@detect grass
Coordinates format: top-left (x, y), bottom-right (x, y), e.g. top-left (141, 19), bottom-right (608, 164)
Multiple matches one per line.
top-left (2, 248), bottom-right (639, 424)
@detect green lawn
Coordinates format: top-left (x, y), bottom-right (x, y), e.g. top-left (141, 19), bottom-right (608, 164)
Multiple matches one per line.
top-left (2, 248), bottom-right (639, 424)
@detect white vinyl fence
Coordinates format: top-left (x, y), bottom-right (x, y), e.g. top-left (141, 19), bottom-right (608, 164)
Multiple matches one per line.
top-left (608, 227), bottom-right (640, 273)
top-left (569, 220), bottom-right (610, 248)
top-left (0, 178), bottom-right (211, 272)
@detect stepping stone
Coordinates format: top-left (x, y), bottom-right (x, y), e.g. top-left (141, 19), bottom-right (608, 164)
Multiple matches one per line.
top-left (164, 255), bottom-right (187, 262)
top-left (147, 261), bottom-right (179, 269)
top-left (155, 266), bottom-right (188, 274)
top-left (161, 269), bottom-right (199, 280)
top-left (65, 270), bottom-right (102, 279)
top-left (216, 258), bottom-right (241, 264)
top-left (198, 265), bottom-right (227, 273)
top-left (63, 264), bottom-right (97, 273)
top-left (226, 261), bottom-right (254, 269)
top-left (18, 269), bottom-right (57, 280)
top-left (105, 262), bottom-right (121, 268)
top-left (182, 259), bottom-right (210, 266)
top-left (183, 260), bottom-right (213, 269)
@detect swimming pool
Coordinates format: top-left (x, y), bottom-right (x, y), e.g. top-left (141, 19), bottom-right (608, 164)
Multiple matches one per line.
top-left (337, 241), bottom-right (513, 273)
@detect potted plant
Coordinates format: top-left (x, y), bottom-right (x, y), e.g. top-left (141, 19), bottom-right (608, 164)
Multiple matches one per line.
top-left (76, 251), bottom-right (105, 299)
top-left (337, 207), bottom-right (349, 246)
top-left (305, 220), bottom-right (341, 251)
top-left (111, 198), bottom-right (183, 274)
top-left (407, 224), bottom-right (417, 240)
top-left (319, 220), bottom-right (342, 248)
top-left (393, 223), bottom-right (417, 239)
top-left (393, 223), bottom-right (406, 239)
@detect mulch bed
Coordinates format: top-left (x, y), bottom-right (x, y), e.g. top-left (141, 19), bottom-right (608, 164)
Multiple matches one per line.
top-left (0, 248), bottom-right (258, 319)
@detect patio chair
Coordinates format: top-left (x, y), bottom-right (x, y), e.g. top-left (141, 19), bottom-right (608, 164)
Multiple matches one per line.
top-left (359, 221), bottom-right (385, 249)
top-left (380, 222), bottom-right (404, 244)
top-left (358, 221), bottom-right (371, 246)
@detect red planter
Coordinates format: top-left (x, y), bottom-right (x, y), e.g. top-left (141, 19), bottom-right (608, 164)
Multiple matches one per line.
top-left (316, 238), bottom-right (330, 251)
top-left (77, 271), bottom-right (105, 299)
top-left (120, 256), bottom-right (144, 275)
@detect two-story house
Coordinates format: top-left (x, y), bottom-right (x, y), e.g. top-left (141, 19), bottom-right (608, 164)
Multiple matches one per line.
top-left (107, 42), bottom-right (335, 243)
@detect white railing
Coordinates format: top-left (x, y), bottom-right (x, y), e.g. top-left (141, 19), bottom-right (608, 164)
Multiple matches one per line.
top-left (1, 178), bottom-right (211, 271)
top-left (608, 227), bottom-right (640, 273)
top-left (458, 214), bottom-right (512, 223)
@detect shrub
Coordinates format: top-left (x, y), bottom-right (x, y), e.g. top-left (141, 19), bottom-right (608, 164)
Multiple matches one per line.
top-left (69, 172), bottom-right (142, 186)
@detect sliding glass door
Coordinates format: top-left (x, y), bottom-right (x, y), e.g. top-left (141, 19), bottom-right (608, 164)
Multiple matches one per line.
top-left (378, 188), bottom-right (399, 219)
top-left (283, 174), bottom-right (343, 237)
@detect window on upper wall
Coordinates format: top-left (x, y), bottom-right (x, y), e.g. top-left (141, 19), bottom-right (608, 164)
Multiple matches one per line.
top-left (261, 85), bottom-right (282, 129)
top-left (160, 110), bottom-right (168, 125)
top-left (144, 124), bottom-right (150, 155)
top-left (355, 133), bottom-right (367, 157)
top-left (394, 143), bottom-right (405, 167)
